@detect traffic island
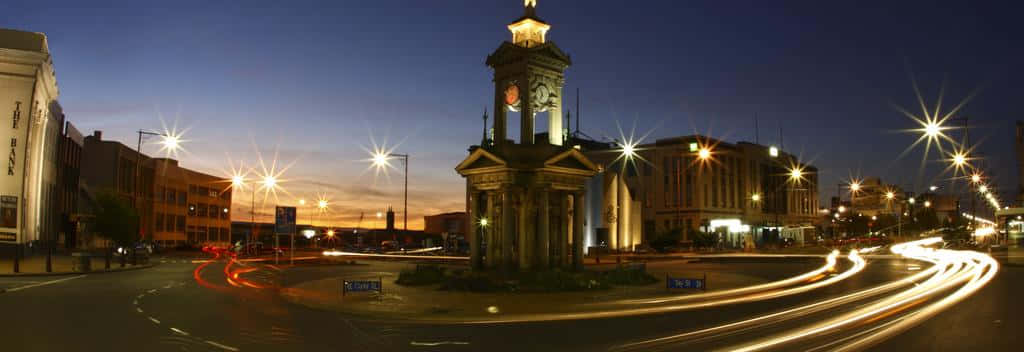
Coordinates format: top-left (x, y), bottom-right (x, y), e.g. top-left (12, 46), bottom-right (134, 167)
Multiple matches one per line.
top-left (278, 259), bottom-right (810, 323)
top-left (396, 264), bottom-right (658, 292)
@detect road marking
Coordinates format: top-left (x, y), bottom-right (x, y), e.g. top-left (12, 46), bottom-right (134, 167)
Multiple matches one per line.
top-left (136, 307), bottom-right (143, 313)
top-left (147, 289), bottom-right (157, 294)
top-left (170, 328), bottom-right (189, 336)
top-left (205, 340), bottom-right (240, 351)
top-left (410, 341), bottom-right (470, 346)
top-left (4, 275), bottom-right (86, 292)
top-left (137, 294), bottom-right (144, 299)
top-left (133, 300), bottom-right (139, 305)
top-left (148, 317), bottom-right (161, 324)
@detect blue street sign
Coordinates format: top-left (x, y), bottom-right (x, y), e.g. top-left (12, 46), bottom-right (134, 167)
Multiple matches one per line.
top-left (275, 206), bottom-right (296, 234)
top-left (667, 274), bottom-right (706, 290)
top-left (344, 280), bottom-right (381, 292)
top-left (342, 278), bottom-right (383, 296)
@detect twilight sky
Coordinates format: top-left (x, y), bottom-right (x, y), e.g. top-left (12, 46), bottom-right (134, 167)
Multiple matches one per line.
top-left (4, 0), bottom-right (1022, 228)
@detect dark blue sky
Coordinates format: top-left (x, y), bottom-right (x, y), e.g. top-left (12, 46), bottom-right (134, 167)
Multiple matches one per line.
top-left (5, 0), bottom-right (1022, 226)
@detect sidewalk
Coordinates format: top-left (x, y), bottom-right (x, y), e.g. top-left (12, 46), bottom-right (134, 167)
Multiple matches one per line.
top-left (279, 259), bottom-right (817, 322)
top-left (0, 255), bottom-right (150, 276)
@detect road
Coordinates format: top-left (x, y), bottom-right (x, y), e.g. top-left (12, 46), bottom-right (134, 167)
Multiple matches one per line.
top-left (0, 250), bottom-right (1017, 351)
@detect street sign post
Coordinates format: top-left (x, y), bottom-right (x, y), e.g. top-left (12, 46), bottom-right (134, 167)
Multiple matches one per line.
top-left (666, 273), bottom-right (706, 291)
top-left (275, 206), bottom-right (296, 264)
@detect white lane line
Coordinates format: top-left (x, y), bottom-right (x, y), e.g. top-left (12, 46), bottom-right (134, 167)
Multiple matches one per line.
top-left (133, 300), bottom-right (139, 305)
top-left (148, 317), bottom-right (161, 324)
top-left (205, 340), bottom-right (241, 351)
top-left (137, 294), bottom-right (144, 299)
top-left (147, 289), bottom-right (157, 294)
top-left (4, 275), bottom-right (86, 292)
top-left (410, 341), bottom-right (470, 346)
top-left (136, 307), bottom-right (143, 313)
top-left (170, 328), bottom-right (190, 336)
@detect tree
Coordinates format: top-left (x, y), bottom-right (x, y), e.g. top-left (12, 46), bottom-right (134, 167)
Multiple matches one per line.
top-left (650, 228), bottom-right (682, 252)
top-left (93, 190), bottom-right (139, 250)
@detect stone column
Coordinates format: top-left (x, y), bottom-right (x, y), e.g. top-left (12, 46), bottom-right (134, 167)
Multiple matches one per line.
top-left (518, 188), bottom-right (532, 271)
top-left (617, 174), bottom-right (628, 251)
top-left (537, 188), bottom-right (550, 269)
top-left (502, 188), bottom-right (515, 271)
top-left (493, 80), bottom-right (507, 148)
top-left (468, 187), bottom-right (480, 269)
top-left (565, 191), bottom-right (573, 268)
top-left (485, 191), bottom-right (496, 269)
top-left (519, 76), bottom-right (534, 144)
top-left (573, 191), bottom-right (585, 271)
top-left (548, 82), bottom-right (563, 146)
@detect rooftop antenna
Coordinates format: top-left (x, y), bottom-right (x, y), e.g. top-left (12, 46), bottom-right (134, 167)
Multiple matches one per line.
top-left (482, 106), bottom-right (489, 145)
top-left (754, 112), bottom-right (760, 144)
top-left (575, 87), bottom-right (580, 137)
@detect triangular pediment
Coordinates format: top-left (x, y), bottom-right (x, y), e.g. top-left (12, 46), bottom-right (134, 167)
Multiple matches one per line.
top-left (455, 148), bottom-right (507, 174)
top-left (544, 148), bottom-right (598, 173)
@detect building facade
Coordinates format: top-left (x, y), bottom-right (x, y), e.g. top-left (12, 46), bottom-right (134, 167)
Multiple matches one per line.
top-left (82, 131), bottom-right (231, 247)
top-left (583, 136), bottom-right (821, 249)
top-left (849, 177), bottom-right (905, 217)
top-left (0, 28), bottom-right (65, 249)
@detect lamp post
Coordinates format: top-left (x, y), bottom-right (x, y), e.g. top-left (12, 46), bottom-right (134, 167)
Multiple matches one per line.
top-left (130, 129), bottom-right (181, 268)
top-left (372, 152), bottom-right (410, 232)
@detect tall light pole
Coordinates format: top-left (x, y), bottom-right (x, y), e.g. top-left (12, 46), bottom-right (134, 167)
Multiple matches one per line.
top-left (134, 130), bottom-right (181, 240)
top-left (372, 152), bottom-right (410, 231)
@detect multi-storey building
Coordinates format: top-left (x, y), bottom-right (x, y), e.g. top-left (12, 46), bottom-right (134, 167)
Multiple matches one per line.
top-left (0, 28), bottom-right (66, 252)
top-left (849, 177), bottom-right (905, 217)
top-left (582, 135), bottom-right (820, 249)
top-left (81, 131), bottom-right (231, 247)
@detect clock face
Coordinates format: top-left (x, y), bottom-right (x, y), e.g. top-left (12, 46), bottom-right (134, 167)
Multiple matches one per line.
top-left (534, 84), bottom-right (550, 106)
top-left (504, 84), bottom-right (520, 106)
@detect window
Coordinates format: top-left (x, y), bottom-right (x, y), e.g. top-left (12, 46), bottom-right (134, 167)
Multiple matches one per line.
top-left (155, 212), bottom-right (164, 232)
top-left (157, 187), bottom-right (165, 203)
top-left (197, 203), bottom-right (208, 217)
top-left (166, 189), bottom-right (175, 203)
top-left (177, 215), bottom-right (186, 233)
top-left (177, 190), bottom-right (186, 205)
top-left (188, 204), bottom-right (197, 216)
top-left (208, 188), bottom-right (218, 197)
top-left (209, 204), bottom-right (218, 218)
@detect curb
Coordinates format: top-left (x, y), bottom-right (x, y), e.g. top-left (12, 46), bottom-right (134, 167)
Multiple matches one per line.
top-left (0, 263), bottom-right (156, 278)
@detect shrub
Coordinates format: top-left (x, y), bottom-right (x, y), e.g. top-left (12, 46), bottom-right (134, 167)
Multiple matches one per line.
top-left (395, 264), bottom-right (446, 286)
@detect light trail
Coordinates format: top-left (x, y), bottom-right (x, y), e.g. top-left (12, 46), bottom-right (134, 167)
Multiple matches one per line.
top-left (431, 251), bottom-right (865, 325)
top-left (322, 250), bottom-right (468, 261)
top-left (611, 252), bottom-right (940, 351)
top-left (719, 237), bottom-right (998, 352)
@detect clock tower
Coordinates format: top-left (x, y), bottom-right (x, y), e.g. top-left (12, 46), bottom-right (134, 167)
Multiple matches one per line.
top-left (457, 1), bottom-right (597, 272)
top-left (488, 0), bottom-right (570, 146)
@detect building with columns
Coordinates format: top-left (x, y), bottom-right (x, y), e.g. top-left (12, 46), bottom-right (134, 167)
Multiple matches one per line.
top-left (0, 28), bottom-right (65, 250)
top-left (581, 135), bottom-right (821, 249)
top-left (456, 1), bottom-right (597, 271)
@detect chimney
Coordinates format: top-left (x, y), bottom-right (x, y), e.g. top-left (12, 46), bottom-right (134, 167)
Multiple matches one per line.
top-left (92, 130), bottom-right (102, 140)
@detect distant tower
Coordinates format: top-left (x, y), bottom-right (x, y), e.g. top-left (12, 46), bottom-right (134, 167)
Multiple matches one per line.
top-left (385, 205), bottom-right (395, 232)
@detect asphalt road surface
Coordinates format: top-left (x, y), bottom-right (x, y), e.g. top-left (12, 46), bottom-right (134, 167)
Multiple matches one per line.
top-left (0, 253), bottom-right (1017, 352)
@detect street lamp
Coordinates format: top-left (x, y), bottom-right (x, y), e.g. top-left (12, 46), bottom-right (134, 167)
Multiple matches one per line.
top-left (698, 147), bottom-right (711, 160)
top-left (134, 130), bottom-right (184, 235)
top-left (924, 200), bottom-right (932, 208)
top-left (970, 173), bottom-right (982, 184)
top-left (371, 151), bottom-right (410, 231)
